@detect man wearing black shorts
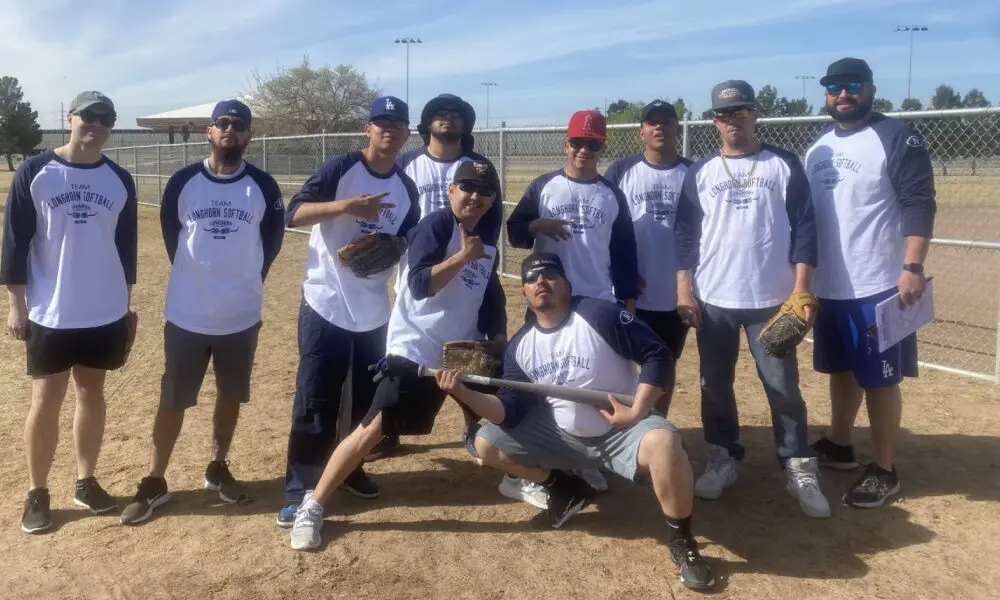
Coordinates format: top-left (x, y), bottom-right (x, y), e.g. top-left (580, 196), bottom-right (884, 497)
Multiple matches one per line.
top-left (605, 100), bottom-right (694, 415)
top-left (119, 100), bottom-right (286, 524)
top-left (1, 91), bottom-right (138, 533)
top-left (288, 159), bottom-right (506, 550)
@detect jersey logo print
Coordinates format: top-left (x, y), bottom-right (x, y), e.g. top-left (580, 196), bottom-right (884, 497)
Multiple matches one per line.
top-left (356, 204), bottom-right (400, 234)
top-left (45, 184), bottom-right (117, 224)
top-left (385, 98), bottom-right (395, 111)
top-left (619, 310), bottom-right (634, 325)
top-left (906, 135), bottom-right (924, 148)
top-left (67, 201), bottom-right (98, 223)
top-left (881, 360), bottom-right (894, 379)
top-left (458, 254), bottom-right (492, 290)
top-left (204, 219), bottom-right (240, 238)
top-left (190, 202), bottom-right (256, 240)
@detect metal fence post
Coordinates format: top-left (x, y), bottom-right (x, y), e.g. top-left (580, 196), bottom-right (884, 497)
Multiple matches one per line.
top-left (995, 252), bottom-right (1000, 382)
top-left (183, 143), bottom-right (188, 166)
top-left (498, 121), bottom-right (507, 276)
top-left (682, 112), bottom-right (691, 158)
top-left (156, 144), bottom-right (162, 201)
top-left (262, 135), bottom-right (268, 171)
top-left (322, 129), bottom-right (327, 162)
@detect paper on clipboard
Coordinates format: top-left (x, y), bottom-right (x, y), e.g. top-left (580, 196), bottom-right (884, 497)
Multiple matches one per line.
top-left (874, 278), bottom-right (935, 353)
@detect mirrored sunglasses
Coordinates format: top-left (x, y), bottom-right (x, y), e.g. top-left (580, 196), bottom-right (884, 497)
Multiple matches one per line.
top-left (714, 108), bottom-right (751, 121)
top-left (825, 81), bottom-right (865, 95)
top-left (523, 267), bottom-right (563, 283)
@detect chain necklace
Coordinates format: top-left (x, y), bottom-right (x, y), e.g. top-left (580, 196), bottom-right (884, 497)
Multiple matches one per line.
top-left (719, 145), bottom-right (761, 189)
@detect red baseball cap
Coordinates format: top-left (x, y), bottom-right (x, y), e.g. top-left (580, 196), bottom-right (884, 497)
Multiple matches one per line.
top-left (566, 110), bottom-right (607, 141)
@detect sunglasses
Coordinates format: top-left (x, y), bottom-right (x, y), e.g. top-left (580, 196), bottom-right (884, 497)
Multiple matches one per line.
top-left (213, 118), bottom-right (248, 132)
top-left (825, 81), bottom-right (865, 95)
top-left (457, 181), bottom-right (495, 196)
top-left (434, 109), bottom-right (463, 119)
top-left (523, 267), bottom-right (563, 284)
top-left (714, 109), bottom-right (751, 121)
top-left (370, 116), bottom-right (408, 129)
top-left (76, 109), bottom-right (115, 127)
top-left (568, 138), bottom-right (603, 152)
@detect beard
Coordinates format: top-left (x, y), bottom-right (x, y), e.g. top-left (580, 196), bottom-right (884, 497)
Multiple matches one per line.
top-left (826, 96), bottom-right (874, 123)
top-left (211, 139), bottom-right (247, 165)
top-left (431, 129), bottom-right (461, 143)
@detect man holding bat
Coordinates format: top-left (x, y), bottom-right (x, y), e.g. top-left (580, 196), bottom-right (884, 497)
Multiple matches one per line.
top-left (433, 252), bottom-right (715, 592)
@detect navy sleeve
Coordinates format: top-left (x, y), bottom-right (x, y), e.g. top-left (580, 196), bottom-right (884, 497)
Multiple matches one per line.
top-left (477, 260), bottom-right (507, 339)
top-left (774, 147), bottom-right (818, 267)
top-left (405, 211), bottom-right (456, 300)
top-left (396, 169), bottom-right (421, 238)
top-left (396, 147), bottom-right (422, 170)
top-left (575, 297), bottom-right (672, 387)
top-left (506, 174), bottom-right (549, 249)
top-left (0, 157), bottom-right (40, 285)
top-left (885, 124), bottom-right (937, 238)
top-left (674, 160), bottom-right (705, 271)
top-left (603, 154), bottom-right (643, 188)
top-left (468, 153), bottom-right (504, 246)
top-left (285, 153), bottom-right (355, 226)
top-left (110, 163), bottom-right (138, 285)
top-left (159, 164), bottom-right (199, 264)
top-left (494, 329), bottom-right (540, 428)
top-left (604, 179), bottom-right (639, 301)
top-left (250, 169), bottom-right (286, 280)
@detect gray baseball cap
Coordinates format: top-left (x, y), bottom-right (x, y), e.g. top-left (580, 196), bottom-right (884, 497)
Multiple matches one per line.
top-left (68, 91), bottom-right (116, 116)
top-left (711, 80), bottom-right (756, 111)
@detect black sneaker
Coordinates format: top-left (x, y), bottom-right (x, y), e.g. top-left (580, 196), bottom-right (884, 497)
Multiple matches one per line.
top-left (204, 460), bottom-right (251, 504)
top-left (668, 537), bottom-right (715, 591)
top-left (120, 476), bottom-right (171, 525)
top-left (74, 476), bottom-right (117, 514)
top-left (339, 468), bottom-right (380, 499)
top-left (545, 471), bottom-right (596, 529)
top-left (365, 434), bottom-right (400, 462)
top-left (843, 463), bottom-right (900, 508)
top-left (812, 437), bottom-right (860, 470)
top-left (21, 488), bottom-right (51, 534)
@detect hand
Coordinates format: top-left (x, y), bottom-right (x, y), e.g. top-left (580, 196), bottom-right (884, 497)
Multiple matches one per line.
top-left (7, 304), bottom-right (28, 341)
top-left (793, 288), bottom-right (818, 329)
top-left (458, 226), bottom-right (486, 263)
top-left (435, 368), bottom-right (469, 395)
top-left (676, 294), bottom-right (701, 331)
top-left (486, 334), bottom-right (508, 358)
top-left (637, 275), bottom-right (646, 293)
top-left (898, 269), bottom-right (926, 307)
top-left (625, 299), bottom-right (636, 314)
top-left (345, 192), bottom-right (393, 220)
top-left (599, 394), bottom-right (640, 429)
top-left (528, 218), bottom-right (573, 241)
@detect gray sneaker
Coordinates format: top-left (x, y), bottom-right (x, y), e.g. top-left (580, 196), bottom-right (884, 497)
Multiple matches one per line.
top-left (21, 488), bottom-right (51, 534)
top-left (204, 460), bottom-right (251, 504)
top-left (290, 494), bottom-right (324, 551)
top-left (120, 476), bottom-right (171, 525)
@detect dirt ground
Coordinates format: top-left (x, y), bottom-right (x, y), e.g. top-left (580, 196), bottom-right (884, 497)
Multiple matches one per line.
top-left (0, 195), bottom-right (996, 600)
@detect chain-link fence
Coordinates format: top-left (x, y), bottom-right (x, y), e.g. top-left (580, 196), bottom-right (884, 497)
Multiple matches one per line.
top-left (106, 107), bottom-right (1000, 382)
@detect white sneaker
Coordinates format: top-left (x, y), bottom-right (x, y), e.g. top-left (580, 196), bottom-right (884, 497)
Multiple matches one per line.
top-left (786, 457), bottom-right (831, 518)
top-left (290, 494), bottom-right (324, 550)
top-left (575, 468), bottom-right (609, 493)
top-left (694, 445), bottom-right (738, 500)
top-left (498, 475), bottom-right (549, 510)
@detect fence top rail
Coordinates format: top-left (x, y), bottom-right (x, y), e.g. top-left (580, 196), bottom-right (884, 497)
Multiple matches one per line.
top-left (930, 238), bottom-right (1000, 250)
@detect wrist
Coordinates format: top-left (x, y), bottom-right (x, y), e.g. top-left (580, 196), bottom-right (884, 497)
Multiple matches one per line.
top-left (902, 263), bottom-right (924, 275)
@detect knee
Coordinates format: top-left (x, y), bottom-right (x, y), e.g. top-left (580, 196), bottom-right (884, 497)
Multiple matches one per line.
top-left (474, 436), bottom-right (505, 466)
top-left (640, 428), bottom-right (686, 471)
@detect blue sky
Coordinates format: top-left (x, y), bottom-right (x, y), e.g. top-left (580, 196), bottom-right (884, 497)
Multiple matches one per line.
top-left (3, 0), bottom-right (1000, 130)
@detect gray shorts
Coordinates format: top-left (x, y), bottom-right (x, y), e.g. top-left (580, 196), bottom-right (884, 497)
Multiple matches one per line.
top-left (159, 321), bottom-right (261, 411)
top-left (477, 408), bottom-right (676, 484)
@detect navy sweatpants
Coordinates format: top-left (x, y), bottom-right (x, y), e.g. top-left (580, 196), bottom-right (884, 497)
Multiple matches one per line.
top-left (283, 299), bottom-right (387, 504)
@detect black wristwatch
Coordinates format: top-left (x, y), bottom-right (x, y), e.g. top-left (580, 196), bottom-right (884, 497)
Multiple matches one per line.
top-left (902, 263), bottom-right (924, 275)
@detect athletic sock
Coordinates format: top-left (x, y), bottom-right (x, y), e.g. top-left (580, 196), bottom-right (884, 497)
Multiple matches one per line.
top-left (666, 515), bottom-right (693, 542)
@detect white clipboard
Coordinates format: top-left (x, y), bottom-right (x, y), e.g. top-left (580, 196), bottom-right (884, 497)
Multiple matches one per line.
top-left (874, 278), bottom-right (935, 353)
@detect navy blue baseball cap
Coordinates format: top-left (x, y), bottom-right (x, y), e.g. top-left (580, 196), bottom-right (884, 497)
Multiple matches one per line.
top-left (711, 80), bottom-right (756, 111)
top-left (369, 96), bottom-right (409, 123)
top-left (211, 99), bottom-right (252, 124)
top-left (521, 252), bottom-right (566, 282)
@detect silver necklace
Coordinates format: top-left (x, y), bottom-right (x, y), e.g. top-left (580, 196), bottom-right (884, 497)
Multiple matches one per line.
top-left (719, 146), bottom-right (761, 189)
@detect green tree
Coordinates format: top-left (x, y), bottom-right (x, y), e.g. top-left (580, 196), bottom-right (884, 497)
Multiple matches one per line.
top-left (755, 85), bottom-right (779, 117)
top-left (0, 76), bottom-right (43, 170)
top-left (607, 99), bottom-right (632, 115)
top-left (931, 84), bottom-right (963, 110)
top-left (672, 97), bottom-right (689, 120)
top-left (901, 98), bottom-right (923, 111)
top-left (873, 98), bottom-right (894, 113)
top-left (776, 97), bottom-right (811, 116)
top-left (962, 88), bottom-right (991, 108)
top-left (701, 109), bottom-right (714, 120)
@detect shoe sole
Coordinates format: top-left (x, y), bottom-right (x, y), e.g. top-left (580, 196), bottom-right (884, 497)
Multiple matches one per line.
top-left (21, 521), bottom-right (51, 534)
top-left (786, 484), bottom-right (832, 518)
top-left (204, 480), bottom-right (251, 504)
top-left (276, 517), bottom-right (295, 529)
top-left (338, 485), bottom-right (380, 499)
top-left (843, 483), bottom-right (901, 508)
top-left (680, 574), bottom-right (716, 591)
top-left (120, 493), bottom-right (171, 525)
top-left (498, 480), bottom-right (548, 510)
top-left (550, 497), bottom-right (591, 529)
top-left (73, 498), bottom-right (118, 514)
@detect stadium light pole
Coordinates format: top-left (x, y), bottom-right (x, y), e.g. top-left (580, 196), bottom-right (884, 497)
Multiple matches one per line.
top-left (481, 82), bottom-right (497, 128)
top-left (895, 25), bottom-right (928, 100)
top-left (794, 75), bottom-right (815, 100)
top-left (394, 37), bottom-right (423, 105)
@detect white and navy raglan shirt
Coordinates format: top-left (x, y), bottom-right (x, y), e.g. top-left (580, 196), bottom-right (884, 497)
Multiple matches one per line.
top-left (605, 155), bottom-right (693, 312)
top-left (805, 114), bottom-right (936, 300)
top-left (387, 208), bottom-right (506, 368)
top-left (675, 145), bottom-right (817, 309)
top-left (398, 148), bottom-right (503, 244)
top-left (0, 151), bottom-right (137, 329)
top-left (288, 151), bottom-right (420, 332)
top-left (495, 297), bottom-right (670, 438)
top-left (507, 170), bottom-right (638, 303)
top-left (160, 160), bottom-right (285, 336)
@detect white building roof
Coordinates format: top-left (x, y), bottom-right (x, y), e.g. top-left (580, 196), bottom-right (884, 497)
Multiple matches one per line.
top-left (135, 96), bottom-right (255, 129)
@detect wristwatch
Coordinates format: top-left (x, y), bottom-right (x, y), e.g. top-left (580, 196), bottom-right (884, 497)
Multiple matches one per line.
top-left (902, 263), bottom-right (924, 275)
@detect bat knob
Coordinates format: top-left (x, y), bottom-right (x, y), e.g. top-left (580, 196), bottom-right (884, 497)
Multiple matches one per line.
top-left (416, 365), bottom-right (429, 377)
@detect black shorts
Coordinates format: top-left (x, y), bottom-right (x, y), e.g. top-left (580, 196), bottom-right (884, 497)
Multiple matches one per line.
top-left (362, 357), bottom-right (449, 437)
top-left (636, 309), bottom-right (689, 360)
top-left (160, 321), bottom-right (261, 411)
top-left (25, 316), bottom-right (130, 377)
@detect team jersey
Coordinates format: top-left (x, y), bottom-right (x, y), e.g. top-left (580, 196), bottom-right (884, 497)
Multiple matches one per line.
top-left (288, 151), bottom-right (420, 332)
top-left (398, 148), bottom-right (503, 244)
top-left (605, 154), bottom-right (693, 311)
top-left (805, 113), bottom-right (936, 300)
top-left (507, 170), bottom-right (638, 303)
top-left (0, 151), bottom-right (137, 329)
top-left (495, 296), bottom-right (670, 437)
top-left (160, 159), bottom-right (286, 335)
top-left (675, 144), bottom-right (817, 309)
top-left (386, 208), bottom-right (506, 367)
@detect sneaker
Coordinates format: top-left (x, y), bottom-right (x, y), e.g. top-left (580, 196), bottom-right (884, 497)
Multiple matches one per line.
top-left (575, 468), bottom-right (609, 493)
top-left (811, 437), bottom-right (860, 470)
top-left (786, 457), bottom-right (831, 518)
top-left (204, 460), bottom-right (251, 504)
top-left (290, 494), bottom-right (324, 551)
top-left (120, 476), bottom-right (171, 525)
top-left (463, 428), bottom-right (484, 466)
top-left (668, 537), bottom-right (715, 591)
top-left (339, 468), bottom-right (380, 499)
top-left (843, 463), bottom-right (900, 508)
top-left (694, 445), bottom-right (738, 500)
top-left (498, 475), bottom-right (549, 510)
top-left (545, 471), bottom-right (596, 529)
top-left (74, 476), bottom-right (117, 514)
top-left (276, 502), bottom-right (299, 528)
top-left (365, 434), bottom-right (400, 462)
top-left (21, 488), bottom-right (51, 534)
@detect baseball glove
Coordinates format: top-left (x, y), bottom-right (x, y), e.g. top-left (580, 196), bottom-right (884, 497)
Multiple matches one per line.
top-left (758, 292), bottom-right (818, 357)
top-left (337, 232), bottom-right (407, 278)
top-left (441, 340), bottom-right (503, 378)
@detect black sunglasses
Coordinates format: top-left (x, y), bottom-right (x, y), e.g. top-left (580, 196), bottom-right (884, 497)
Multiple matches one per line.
top-left (435, 109), bottom-right (463, 119)
top-left (77, 109), bottom-right (115, 127)
top-left (213, 118), bottom-right (248, 132)
top-left (568, 138), bottom-right (603, 152)
top-left (370, 116), bottom-right (408, 129)
top-left (457, 181), bottom-right (495, 196)
top-left (523, 267), bottom-right (563, 284)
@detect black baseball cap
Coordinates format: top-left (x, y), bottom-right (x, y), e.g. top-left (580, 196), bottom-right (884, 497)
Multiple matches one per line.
top-left (521, 252), bottom-right (565, 282)
top-left (711, 80), bottom-right (756, 111)
top-left (452, 159), bottom-right (498, 192)
top-left (820, 57), bottom-right (874, 86)
top-left (640, 100), bottom-right (677, 122)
